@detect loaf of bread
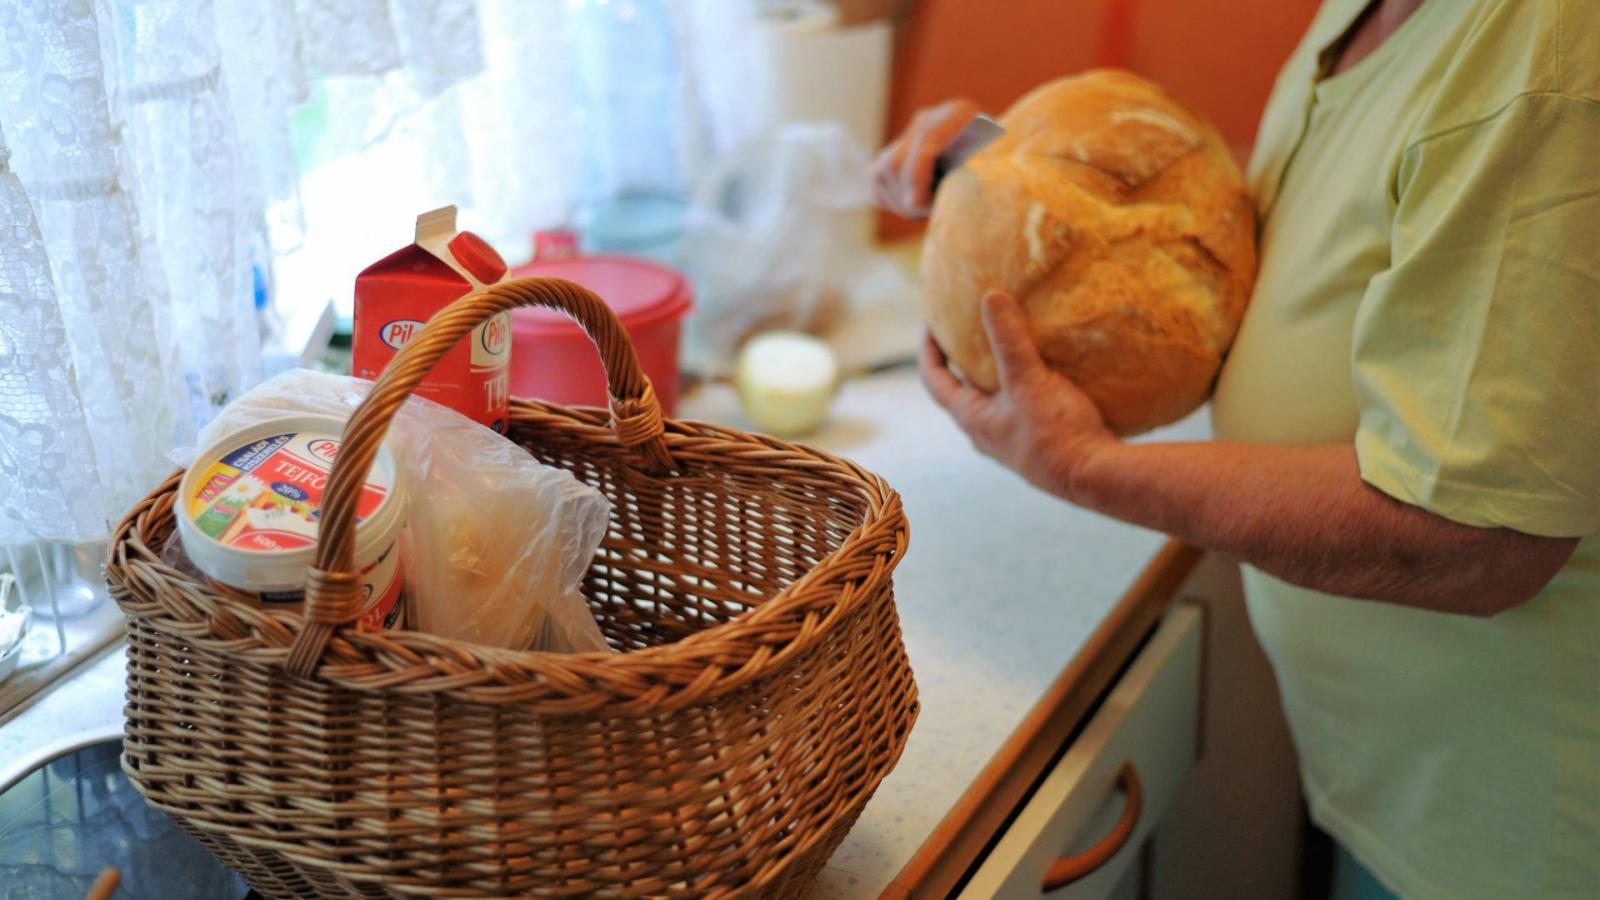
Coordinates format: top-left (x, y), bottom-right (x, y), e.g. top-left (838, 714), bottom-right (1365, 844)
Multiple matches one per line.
top-left (922, 69), bottom-right (1257, 435)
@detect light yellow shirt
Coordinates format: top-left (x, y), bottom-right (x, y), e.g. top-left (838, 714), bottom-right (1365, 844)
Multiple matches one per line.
top-left (1212, 1), bottom-right (1600, 897)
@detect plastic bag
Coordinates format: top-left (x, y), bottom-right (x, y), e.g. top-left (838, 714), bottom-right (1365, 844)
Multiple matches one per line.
top-left (679, 120), bottom-right (875, 374)
top-left (181, 370), bottom-right (613, 653)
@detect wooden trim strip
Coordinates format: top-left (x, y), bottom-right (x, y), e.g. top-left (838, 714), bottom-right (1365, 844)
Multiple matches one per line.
top-left (882, 540), bottom-right (1202, 898)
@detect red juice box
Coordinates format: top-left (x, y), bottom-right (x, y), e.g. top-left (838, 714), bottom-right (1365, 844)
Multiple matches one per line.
top-left (353, 206), bottom-right (512, 432)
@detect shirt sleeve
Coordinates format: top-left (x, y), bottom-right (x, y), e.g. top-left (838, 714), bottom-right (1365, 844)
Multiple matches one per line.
top-left (1352, 93), bottom-right (1600, 538)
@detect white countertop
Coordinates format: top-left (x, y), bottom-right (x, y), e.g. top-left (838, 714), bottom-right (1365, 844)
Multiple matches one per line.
top-left (0, 638), bottom-right (127, 791)
top-left (677, 370), bottom-right (1208, 898)
top-left (2, 368), bottom-right (1208, 897)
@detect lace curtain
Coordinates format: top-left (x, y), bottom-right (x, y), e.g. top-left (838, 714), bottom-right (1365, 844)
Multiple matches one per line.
top-left (0, 0), bottom-right (763, 548)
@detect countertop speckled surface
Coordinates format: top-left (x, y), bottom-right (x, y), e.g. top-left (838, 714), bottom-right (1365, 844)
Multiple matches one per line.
top-left (677, 370), bottom-right (1209, 898)
top-left (0, 644), bottom-right (126, 793)
top-left (2, 369), bottom-right (1208, 898)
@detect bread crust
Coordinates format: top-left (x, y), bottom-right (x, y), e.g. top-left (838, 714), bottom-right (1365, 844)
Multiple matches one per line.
top-left (922, 69), bottom-right (1258, 435)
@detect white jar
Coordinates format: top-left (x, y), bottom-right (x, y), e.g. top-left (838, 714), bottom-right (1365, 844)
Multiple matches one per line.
top-left (177, 414), bottom-right (407, 629)
top-left (735, 331), bottom-right (841, 437)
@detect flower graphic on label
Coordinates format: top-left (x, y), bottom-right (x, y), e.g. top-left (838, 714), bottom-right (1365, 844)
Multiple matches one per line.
top-left (225, 476), bottom-right (265, 502)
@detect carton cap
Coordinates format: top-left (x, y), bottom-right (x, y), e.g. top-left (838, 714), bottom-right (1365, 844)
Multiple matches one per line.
top-left (447, 231), bottom-right (508, 285)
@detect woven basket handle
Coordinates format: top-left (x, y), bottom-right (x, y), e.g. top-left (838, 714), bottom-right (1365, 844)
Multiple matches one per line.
top-left (283, 277), bottom-right (671, 678)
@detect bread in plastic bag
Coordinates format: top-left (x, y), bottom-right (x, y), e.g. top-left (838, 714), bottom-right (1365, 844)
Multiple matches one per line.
top-left (178, 369), bottom-right (613, 653)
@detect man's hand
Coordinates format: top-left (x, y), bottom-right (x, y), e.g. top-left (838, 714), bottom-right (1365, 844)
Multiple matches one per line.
top-left (920, 291), bottom-right (1117, 497)
top-left (872, 98), bottom-right (980, 219)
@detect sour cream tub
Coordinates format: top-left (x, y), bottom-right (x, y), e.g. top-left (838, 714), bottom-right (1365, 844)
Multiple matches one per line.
top-left (176, 414), bottom-right (407, 629)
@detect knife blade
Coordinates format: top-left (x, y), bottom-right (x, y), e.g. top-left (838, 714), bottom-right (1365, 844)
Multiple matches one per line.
top-left (931, 113), bottom-right (1004, 192)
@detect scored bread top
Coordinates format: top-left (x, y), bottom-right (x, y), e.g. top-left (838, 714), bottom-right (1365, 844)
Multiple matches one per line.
top-left (923, 69), bottom-right (1257, 435)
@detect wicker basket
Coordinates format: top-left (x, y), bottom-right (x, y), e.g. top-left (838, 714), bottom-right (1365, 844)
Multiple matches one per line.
top-left (107, 278), bottom-right (917, 899)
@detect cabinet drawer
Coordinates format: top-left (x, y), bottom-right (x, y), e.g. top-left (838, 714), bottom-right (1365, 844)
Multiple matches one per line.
top-left (960, 604), bottom-right (1202, 900)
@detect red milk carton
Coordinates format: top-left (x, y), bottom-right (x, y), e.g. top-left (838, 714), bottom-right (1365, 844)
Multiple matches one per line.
top-left (353, 207), bottom-right (512, 432)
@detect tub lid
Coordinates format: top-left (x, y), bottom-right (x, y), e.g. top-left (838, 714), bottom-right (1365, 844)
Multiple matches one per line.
top-left (182, 417), bottom-right (397, 555)
top-left (510, 255), bottom-right (693, 337)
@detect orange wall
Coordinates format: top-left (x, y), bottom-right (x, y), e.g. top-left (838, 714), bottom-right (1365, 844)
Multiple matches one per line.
top-left (882, 0), bottom-right (1320, 237)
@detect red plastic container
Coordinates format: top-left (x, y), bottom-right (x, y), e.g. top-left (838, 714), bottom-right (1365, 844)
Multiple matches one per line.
top-left (509, 255), bottom-right (693, 415)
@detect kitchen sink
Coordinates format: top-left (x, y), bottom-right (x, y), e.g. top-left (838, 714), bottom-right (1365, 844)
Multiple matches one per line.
top-left (0, 737), bottom-right (249, 900)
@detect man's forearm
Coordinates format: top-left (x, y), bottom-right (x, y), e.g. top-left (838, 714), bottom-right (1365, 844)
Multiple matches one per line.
top-left (1063, 441), bottom-right (1574, 615)
top-left (914, 293), bottom-right (1575, 614)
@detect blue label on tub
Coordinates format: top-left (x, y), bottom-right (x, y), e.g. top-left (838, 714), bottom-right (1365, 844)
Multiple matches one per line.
top-left (221, 434), bottom-right (293, 471)
top-left (271, 482), bottom-right (309, 502)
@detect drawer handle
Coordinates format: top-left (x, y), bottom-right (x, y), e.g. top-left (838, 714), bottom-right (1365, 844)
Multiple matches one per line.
top-left (1041, 763), bottom-right (1144, 891)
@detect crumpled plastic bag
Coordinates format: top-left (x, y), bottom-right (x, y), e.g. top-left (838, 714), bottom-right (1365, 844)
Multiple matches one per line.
top-left (679, 119), bottom-right (875, 375)
top-left (177, 369), bottom-right (613, 653)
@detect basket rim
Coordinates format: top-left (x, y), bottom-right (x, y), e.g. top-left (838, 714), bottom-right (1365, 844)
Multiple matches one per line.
top-left (109, 397), bottom-right (909, 713)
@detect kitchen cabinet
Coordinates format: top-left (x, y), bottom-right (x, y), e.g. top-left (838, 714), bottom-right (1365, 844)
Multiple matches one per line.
top-left (1147, 553), bottom-right (1304, 899)
top-left (960, 604), bottom-right (1202, 899)
top-left (887, 546), bottom-right (1303, 900)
